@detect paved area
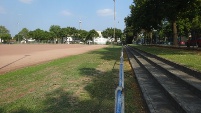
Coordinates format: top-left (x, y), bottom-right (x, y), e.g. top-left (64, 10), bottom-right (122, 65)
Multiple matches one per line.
top-left (0, 44), bottom-right (108, 74)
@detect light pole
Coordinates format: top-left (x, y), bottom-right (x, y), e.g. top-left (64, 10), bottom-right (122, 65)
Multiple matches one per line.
top-left (17, 22), bottom-right (20, 43)
top-left (113, 0), bottom-right (116, 46)
top-left (17, 14), bottom-right (22, 44)
top-left (79, 20), bottom-right (82, 30)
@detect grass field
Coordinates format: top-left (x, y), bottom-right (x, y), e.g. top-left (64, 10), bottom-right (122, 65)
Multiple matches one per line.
top-left (131, 45), bottom-right (201, 72)
top-left (0, 46), bottom-right (146, 113)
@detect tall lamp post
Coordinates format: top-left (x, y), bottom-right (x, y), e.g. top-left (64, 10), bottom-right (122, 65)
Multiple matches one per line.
top-left (17, 22), bottom-right (20, 43)
top-left (17, 14), bottom-right (22, 44)
top-left (113, 0), bottom-right (116, 46)
top-left (79, 20), bottom-right (82, 30)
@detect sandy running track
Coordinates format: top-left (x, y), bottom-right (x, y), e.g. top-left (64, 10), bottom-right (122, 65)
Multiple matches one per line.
top-left (0, 44), bottom-right (108, 74)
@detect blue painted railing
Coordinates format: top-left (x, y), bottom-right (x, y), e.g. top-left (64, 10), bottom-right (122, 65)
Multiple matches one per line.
top-left (115, 46), bottom-right (124, 113)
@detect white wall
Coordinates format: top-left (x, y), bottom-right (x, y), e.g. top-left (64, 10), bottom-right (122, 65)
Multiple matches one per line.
top-left (94, 37), bottom-right (108, 45)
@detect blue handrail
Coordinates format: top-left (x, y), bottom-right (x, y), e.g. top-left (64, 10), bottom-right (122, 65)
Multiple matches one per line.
top-left (115, 46), bottom-right (124, 113)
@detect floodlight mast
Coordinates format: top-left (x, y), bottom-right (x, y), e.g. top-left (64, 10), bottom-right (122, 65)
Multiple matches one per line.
top-left (79, 20), bottom-right (82, 30)
top-left (113, 0), bottom-right (116, 43)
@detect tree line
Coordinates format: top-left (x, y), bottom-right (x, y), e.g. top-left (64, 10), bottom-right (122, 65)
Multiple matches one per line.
top-left (0, 25), bottom-right (123, 44)
top-left (124, 0), bottom-right (201, 45)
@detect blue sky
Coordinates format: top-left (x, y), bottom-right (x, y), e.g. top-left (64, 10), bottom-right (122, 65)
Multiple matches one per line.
top-left (0, 0), bottom-right (133, 36)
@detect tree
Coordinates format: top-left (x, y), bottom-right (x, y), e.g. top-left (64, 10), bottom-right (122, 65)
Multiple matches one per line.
top-left (128, 0), bottom-right (201, 45)
top-left (14, 28), bottom-right (30, 41)
top-left (129, 0), bottom-right (164, 44)
top-left (177, 18), bottom-right (191, 37)
top-left (115, 29), bottom-right (123, 39)
top-left (102, 28), bottom-right (114, 38)
top-left (78, 30), bottom-right (88, 41)
top-left (86, 29), bottom-right (99, 41)
top-left (29, 29), bottom-right (46, 42)
top-left (45, 31), bottom-right (55, 41)
top-left (161, 0), bottom-right (201, 45)
top-left (102, 27), bottom-right (122, 41)
top-left (191, 15), bottom-right (201, 39)
top-left (124, 15), bottom-right (134, 44)
top-left (49, 25), bottom-right (61, 43)
top-left (0, 26), bottom-right (11, 43)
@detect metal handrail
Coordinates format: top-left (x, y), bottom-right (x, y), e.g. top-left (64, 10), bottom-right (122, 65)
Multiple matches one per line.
top-left (115, 45), bottom-right (124, 113)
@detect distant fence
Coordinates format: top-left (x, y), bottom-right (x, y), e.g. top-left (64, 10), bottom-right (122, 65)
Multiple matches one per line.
top-left (115, 46), bottom-right (124, 113)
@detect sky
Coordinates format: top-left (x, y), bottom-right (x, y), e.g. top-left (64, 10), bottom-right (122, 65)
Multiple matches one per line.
top-left (0, 0), bottom-right (133, 37)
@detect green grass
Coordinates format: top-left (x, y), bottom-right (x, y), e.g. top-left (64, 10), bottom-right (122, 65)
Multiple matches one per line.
top-left (131, 45), bottom-right (201, 72)
top-left (0, 46), bottom-right (145, 113)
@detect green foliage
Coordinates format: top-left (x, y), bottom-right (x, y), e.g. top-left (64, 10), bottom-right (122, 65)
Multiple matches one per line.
top-left (0, 26), bottom-right (11, 43)
top-left (158, 21), bottom-right (172, 38)
top-left (102, 28), bottom-right (114, 38)
top-left (60, 27), bottom-right (77, 38)
top-left (101, 27), bottom-right (122, 42)
top-left (86, 29), bottom-right (99, 41)
top-left (29, 28), bottom-right (47, 41)
top-left (13, 28), bottom-right (30, 42)
top-left (78, 30), bottom-right (88, 41)
top-left (1, 24), bottom-right (124, 44)
top-left (19, 28), bottom-right (29, 39)
top-left (124, 15), bottom-right (134, 44)
top-left (126, 0), bottom-right (201, 45)
top-left (0, 26), bottom-right (9, 34)
top-left (192, 15), bottom-right (201, 32)
top-left (0, 34), bottom-right (11, 43)
top-left (177, 18), bottom-right (191, 36)
top-left (49, 25), bottom-right (61, 39)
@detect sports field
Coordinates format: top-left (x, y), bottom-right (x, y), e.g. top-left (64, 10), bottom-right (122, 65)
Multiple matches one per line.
top-left (0, 44), bottom-right (107, 74)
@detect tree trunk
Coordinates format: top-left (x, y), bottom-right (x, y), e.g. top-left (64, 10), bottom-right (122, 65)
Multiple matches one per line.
top-left (150, 31), bottom-right (153, 44)
top-left (172, 21), bottom-right (178, 46)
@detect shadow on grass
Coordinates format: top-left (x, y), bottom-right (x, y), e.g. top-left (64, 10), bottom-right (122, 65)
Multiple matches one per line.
top-left (3, 68), bottom-right (119, 113)
top-left (0, 107), bottom-right (34, 113)
top-left (41, 46), bottom-right (122, 113)
top-left (41, 68), bottom-right (119, 113)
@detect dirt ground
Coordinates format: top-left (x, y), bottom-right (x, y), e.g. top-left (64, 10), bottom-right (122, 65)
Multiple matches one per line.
top-left (0, 44), bottom-right (108, 74)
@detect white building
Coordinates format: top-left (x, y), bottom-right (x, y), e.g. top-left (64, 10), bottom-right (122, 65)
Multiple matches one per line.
top-left (93, 31), bottom-right (108, 45)
top-left (94, 37), bottom-right (108, 45)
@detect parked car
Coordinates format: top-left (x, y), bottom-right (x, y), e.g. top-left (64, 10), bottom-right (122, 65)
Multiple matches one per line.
top-left (186, 37), bottom-right (201, 47)
top-left (178, 40), bottom-right (186, 46)
top-left (178, 36), bottom-right (187, 46)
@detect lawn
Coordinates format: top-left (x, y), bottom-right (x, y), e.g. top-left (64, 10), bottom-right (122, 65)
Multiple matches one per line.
top-left (131, 45), bottom-right (201, 72)
top-left (0, 46), bottom-right (146, 113)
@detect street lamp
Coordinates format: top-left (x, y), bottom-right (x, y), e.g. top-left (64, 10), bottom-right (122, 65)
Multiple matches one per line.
top-left (113, 0), bottom-right (116, 46)
top-left (79, 20), bottom-right (82, 30)
top-left (17, 14), bottom-right (22, 44)
top-left (17, 22), bottom-right (20, 43)
top-left (78, 20), bottom-right (82, 43)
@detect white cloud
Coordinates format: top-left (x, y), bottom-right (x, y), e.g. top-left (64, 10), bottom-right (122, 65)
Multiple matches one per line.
top-left (19, 0), bottom-right (33, 4)
top-left (60, 10), bottom-right (72, 16)
top-left (97, 9), bottom-right (114, 16)
top-left (0, 6), bottom-right (6, 14)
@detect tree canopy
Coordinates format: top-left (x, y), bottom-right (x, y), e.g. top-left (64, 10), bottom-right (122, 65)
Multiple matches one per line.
top-left (101, 27), bottom-right (123, 41)
top-left (125, 0), bottom-right (201, 45)
top-left (86, 29), bottom-right (99, 41)
top-left (1, 24), bottom-right (123, 44)
top-left (0, 26), bottom-right (11, 43)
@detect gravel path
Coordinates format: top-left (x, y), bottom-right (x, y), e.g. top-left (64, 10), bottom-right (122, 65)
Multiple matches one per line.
top-left (0, 44), bottom-right (108, 74)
